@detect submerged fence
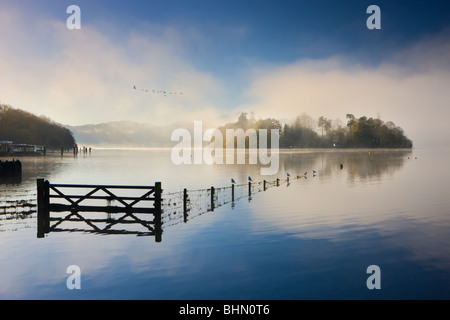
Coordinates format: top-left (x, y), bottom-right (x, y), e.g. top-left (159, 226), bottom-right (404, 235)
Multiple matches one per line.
top-left (161, 177), bottom-right (289, 228)
top-left (28, 173), bottom-right (303, 241)
top-left (0, 188), bottom-right (36, 232)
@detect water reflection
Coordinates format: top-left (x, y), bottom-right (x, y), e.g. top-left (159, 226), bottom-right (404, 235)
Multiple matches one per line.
top-left (2, 149), bottom-right (414, 240)
top-left (254, 148), bottom-right (450, 273)
top-left (281, 149), bottom-right (412, 183)
top-left (0, 175), bottom-right (22, 185)
top-left (2, 148), bottom-right (450, 299)
top-left (46, 212), bottom-right (160, 238)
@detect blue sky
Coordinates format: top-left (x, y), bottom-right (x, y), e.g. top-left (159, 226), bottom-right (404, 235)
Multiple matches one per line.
top-left (62, 0), bottom-right (449, 62)
top-left (1, 0), bottom-right (450, 147)
top-left (42, 0), bottom-right (450, 69)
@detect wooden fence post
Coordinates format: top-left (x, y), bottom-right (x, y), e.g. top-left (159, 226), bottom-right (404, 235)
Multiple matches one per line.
top-left (37, 179), bottom-right (50, 238)
top-left (232, 184), bottom-right (235, 202)
top-left (263, 180), bottom-right (266, 191)
top-left (44, 180), bottom-right (50, 233)
top-left (183, 188), bottom-right (188, 223)
top-left (248, 181), bottom-right (252, 196)
top-left (276, 178), bottom-right (280, 187)
top-left (154, 182), bottom-right (162, 242)
top-left (211, 186), bottom-right (215, 211)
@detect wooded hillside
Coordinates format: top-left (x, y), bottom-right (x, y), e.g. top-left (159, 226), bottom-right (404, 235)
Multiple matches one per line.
top-left (0, 104), bottom-right (76, 148)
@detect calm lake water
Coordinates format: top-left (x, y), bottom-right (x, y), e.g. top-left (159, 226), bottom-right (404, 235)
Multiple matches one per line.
top-left (1, 148), bottom-right (449, 300)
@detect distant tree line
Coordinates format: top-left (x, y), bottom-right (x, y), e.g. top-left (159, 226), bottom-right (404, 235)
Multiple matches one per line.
top-left (218, 112), bottom-right (413, 149)
top-left (0, 104), bottom-right (76, 149)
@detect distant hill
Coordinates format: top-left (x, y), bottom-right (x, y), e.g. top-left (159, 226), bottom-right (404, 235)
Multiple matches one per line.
top-left (66, 121), bottom-right (191, 148)
top-left (0, 104), bottom-right (76, 149)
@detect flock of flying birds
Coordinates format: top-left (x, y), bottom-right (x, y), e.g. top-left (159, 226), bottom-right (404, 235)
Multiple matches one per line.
top-left (133, 85), bottom-right (183, 97)
top-left (231, 170), bottom-right (318, 185)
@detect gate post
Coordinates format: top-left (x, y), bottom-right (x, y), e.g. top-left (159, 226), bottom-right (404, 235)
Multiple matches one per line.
top-left (211, 186), bottom-right (215, 211)
top-left (183, 188), bottom-right (188, 223)
top-left (231, 184), bottom-right (235, 202)
top-left (37, 179), bottom-right (50, 238)
top-left (154, 182), bottom-right (162, 242)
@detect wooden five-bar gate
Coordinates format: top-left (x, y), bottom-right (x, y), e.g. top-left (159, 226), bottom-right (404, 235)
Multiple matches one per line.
top-left (37, 179), bottom-right (162, 242)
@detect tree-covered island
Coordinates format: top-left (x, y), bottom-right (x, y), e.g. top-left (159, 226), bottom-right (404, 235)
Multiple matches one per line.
top-left (218, 112), bottom-right (413, 149)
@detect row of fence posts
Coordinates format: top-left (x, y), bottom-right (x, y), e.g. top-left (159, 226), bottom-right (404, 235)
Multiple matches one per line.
top-left (36, 174), bottom-right (288, 239)
top-left (42, 147), bottom-right (92, 156)
top-left (181, 178), bottom-right (283, 222)
top-left (71, 146), bottom-right (91, 156)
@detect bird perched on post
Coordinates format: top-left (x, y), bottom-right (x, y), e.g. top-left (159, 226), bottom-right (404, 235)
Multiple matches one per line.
top-left (248, 176), bottom-right (253, 182)
top-left (231, 178), bottom-right (236, 184)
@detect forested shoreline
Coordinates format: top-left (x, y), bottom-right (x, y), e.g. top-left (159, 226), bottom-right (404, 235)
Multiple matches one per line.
top-left (0, 103), bottom-right (412, 150)
top-left (0, 104), bottom-right (76, 149)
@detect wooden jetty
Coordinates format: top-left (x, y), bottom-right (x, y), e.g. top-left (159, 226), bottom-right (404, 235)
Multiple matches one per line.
top-left (37, 179), bottom-right (162, 242)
